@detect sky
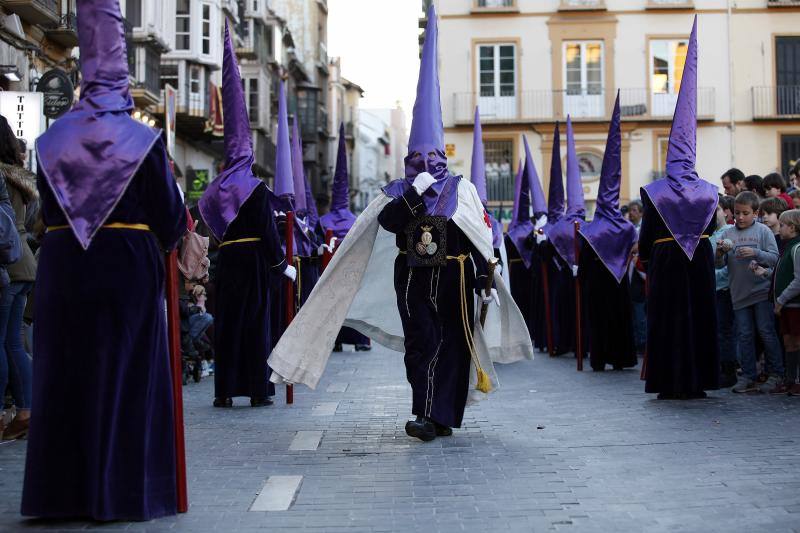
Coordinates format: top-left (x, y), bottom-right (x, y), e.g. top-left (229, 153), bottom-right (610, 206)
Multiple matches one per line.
top-left (327, 0), bottom-right (421, 123)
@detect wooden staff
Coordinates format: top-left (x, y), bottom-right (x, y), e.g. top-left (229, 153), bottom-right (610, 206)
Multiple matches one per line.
top-left (321, 228), bottom-right (334, 272)
top-left (538, 230), bottom-right (555, 357)
top-left (165, 249), bottom-right (188, 513)
top-left (284, 211), bottom-right (295, 404)
top-left (479, 258), bottom-right (499, 327)
top-left (573, 221), bottom-right (583, 371)
top-left (640, 272), bottom-right (649, 381)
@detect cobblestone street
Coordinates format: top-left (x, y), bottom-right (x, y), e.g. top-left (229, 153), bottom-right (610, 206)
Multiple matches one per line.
top-left (1, 345), bottom-right (799, 532)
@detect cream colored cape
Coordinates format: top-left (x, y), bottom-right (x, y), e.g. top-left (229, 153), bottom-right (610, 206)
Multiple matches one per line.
top-left (268, 179), bottom-right (534, 403)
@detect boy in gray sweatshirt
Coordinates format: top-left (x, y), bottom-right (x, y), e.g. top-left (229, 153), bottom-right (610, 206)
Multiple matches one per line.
top-left (715, 191), bottom-right (782, 393)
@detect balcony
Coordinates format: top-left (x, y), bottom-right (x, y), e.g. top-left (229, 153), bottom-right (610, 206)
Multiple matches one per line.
top-left (452, 87), bottom-right (715, 124)
top-left (558, 0), bottom-right (606, 11)
top-left (472, 0), bottom-right (518, 13)
top-left (752, 86), bottom-right (800, 120)
top-left (768, 0), bottom-right (800, 6)
top-left (45, 12), bottom-right (78, 48)
top-left (1, 0), bottom-right (59, 25)
top-left (646, 0), bottom-right (693, 8)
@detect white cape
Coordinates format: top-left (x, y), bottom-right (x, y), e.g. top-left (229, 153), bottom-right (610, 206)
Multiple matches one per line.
top-left (268, 179), bottom-right (534, 404)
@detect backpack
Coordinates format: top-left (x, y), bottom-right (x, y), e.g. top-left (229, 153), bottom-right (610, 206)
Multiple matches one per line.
top-left (177, 211), bottom-right (210, 282)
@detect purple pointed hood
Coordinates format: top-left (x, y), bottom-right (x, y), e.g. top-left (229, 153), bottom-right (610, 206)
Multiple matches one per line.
top-left (383, 3), bottom-right (460, 219)
top-left (199, 22), bottom-right (262, 241)
top-left (320, 123), bottom-right (357, 239)
top-left (470, 107), bottom-right (502, 248)
top-left (303, 174), bottom-right (319, 229)
top-left (544, 123), bottom-right (565, 238)
top-left (579, 93), bottom-right (637, 283)
top-left (550, 116), bottom-right (586, 265)
top-left (642, 17), bottom-right (717, 260)
top-left (291, 116), bottom-right (307, 213)
top-left (507, 155), bottom-right (538, 269)
top-left (36, 0), bottom-right (162, 250)
top-left (273, 80), bottom-right (294, 203)
top-left (524, 135), bottom-right (547, 216)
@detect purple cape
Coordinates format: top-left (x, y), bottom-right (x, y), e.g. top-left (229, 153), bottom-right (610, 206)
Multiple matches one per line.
top-left (579, 93), bottom-right (637, 283)
top-left (320, 124), bottom-right (357, 239)
top-left (199, 22), bottom-right (261, 242)
top-left (642, 17), bottom-right (717, 260)
top-left (549, 117), bottom-right (585, 266)
top-left (36, 0), bottom-right (160, 250)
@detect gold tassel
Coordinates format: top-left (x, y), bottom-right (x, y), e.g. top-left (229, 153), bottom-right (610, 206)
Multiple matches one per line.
top-left (476, 368), bottom-right (492, 394)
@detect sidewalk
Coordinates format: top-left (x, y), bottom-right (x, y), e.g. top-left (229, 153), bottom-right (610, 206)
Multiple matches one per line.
top-left (1, 345), bottom-right (799, 532)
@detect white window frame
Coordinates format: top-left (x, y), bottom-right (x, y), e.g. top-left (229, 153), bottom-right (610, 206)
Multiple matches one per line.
top-left (201, 3), bottom-right (212, 56)
top-left (649, 39), bottom-right (688, 116)
top-left (476, 43), bottom-right (517, 120)
top-left (175, 0), bottom-right (191, 51)
top-left (562, 40), bottom-right (605, 117)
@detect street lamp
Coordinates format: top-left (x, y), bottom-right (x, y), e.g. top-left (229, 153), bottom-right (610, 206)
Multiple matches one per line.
top-left (0, 65), bottom-right (22, 82)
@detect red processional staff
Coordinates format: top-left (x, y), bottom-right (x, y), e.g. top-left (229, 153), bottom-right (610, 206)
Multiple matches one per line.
top-left (573, 221), bottom-right (584, 372)
top-left (538, 229), bottom-right (555, 357)
top-left (321, 229), bottom-right (335, 271)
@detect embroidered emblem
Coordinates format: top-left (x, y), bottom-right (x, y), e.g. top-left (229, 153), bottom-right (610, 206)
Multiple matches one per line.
top-left (405, 216), bottom-right (447, 267)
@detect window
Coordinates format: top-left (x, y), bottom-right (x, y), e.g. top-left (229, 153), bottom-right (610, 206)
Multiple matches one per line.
top-left (144, 45), bottom-right (161, 95)
top-left (776, 37), bottom-right (800, 115)
top-left (202, 4), bottom-right (212, 55)
top-left (190, 66), bottom-right (201, 94)
top-left (476, 0), bottom-right (514, 7)
top-left (650, 40), bottom-right (687, 95)
top-left (176, 0), bottom-right (191, 50)
top-left (246, 78), bottom-right (259, 123)
top-left (565, 41), bottom-right (603, 96)
top-left (160, 64), bottom-right (179, 91)
top-left (478, 44), bottom-right (515, 97)
top-left (126, 0), bottom-right (142, 27)
top-left (577, 152), bottom-right (602, 182)
top-left (484, 139), bottom-right (514, 202)
top-left (654, 134), bottom-right (669, 179)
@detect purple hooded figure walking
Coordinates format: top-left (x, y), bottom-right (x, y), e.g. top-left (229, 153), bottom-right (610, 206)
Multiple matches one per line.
top-left (377, 5), bottom-right (496, 441)
top-left (639, 18), bottom-right (719, 399)
top-left (578, 93), bottom-right (638, 371)
top-left (199, 23), bottom-right (293, 408)
top-left (322, 124), bottom-right (371, 352)
top-left (471, 107), bottom-right (504, 254)
top-left (22, 0), bottom-right (186, 520)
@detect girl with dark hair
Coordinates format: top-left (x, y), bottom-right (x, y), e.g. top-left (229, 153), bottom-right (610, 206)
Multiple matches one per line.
top-left (744, 174), bottom-right (766, 198)
top-left (0, 114), bottom-right (36, 441)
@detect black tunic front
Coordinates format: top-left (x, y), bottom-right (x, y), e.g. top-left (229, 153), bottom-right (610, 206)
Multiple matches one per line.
top-left (214, 184), bottom-right (286, 399)
top-left (639, 192), bottom-right (718, 394)
top-left (579, 242), bottom-right (637, 370)
top-left (505, 235), bottom-right (533, 339)
top-left (378, 187), bottom-right (489, 428)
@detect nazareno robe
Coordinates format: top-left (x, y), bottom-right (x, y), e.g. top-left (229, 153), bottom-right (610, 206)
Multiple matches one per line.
top-left (214, 183), bottom-right (286, 399)
top-left (22, 144), bottom-right (186, 521)
top-left (377, 187), bottom-right (489, 428)
top-left (578, 241), bottom-right (637, 370)
top-left (529, 241), bottom-right (549, 353)
top-left (505, 234), bottom-right (534, 340)
top-left (639, 192), bottom-right (719, 394)
top-left (540, 240), bottom-right (575, 355)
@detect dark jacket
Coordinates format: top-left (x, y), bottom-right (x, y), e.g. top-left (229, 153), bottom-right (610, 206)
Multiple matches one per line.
top-left (1, 163), bottom-right (38, 282)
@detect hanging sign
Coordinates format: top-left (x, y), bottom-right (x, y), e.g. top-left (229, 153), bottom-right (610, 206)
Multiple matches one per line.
top-left (36, 69), bottom-right (74, 119)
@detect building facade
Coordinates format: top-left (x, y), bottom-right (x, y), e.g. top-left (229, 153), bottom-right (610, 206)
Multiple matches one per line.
top-left (429, 0), bottom-right (800, 218)
top-left (327, 56), bottom-right (363, 211)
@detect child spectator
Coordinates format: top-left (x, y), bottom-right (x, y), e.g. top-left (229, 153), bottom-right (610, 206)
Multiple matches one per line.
top-left (716, 191), bottom-right (783, 393)
top-left (763, 173), bottom-right (795, 210)
top-left (774, 209), bottom-right (800, 394)
top-left (720, 195), bottom-right (735, 224)
top-left (760, 197), bottom-right (789, 252)
top-left (744, 175), bottom-right (766, 198)
top-left (789, 190), bottom-right (800, 210)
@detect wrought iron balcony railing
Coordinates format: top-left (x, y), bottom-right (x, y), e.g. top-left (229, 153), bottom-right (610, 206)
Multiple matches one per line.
top-left (752, 86), bottom-right (800, 119)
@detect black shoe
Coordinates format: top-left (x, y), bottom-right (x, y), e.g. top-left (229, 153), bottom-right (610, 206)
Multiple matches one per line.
top-left (354, 344), bottom-right (372, 352)
top-left (682, 391), bottom-right (707, 400)
top-left (250, 397), bottom-right (274, 407)
top-left (333, 343), bottom-right (343, 352)
top-left (213, 397), bottom-right (233, 408)
top-left (432, 421), bottom-right (452, 437)
top-left (657, 392), bottom-right (677, 400)
top-left (592, 365), bottom-right (605, 372)
top-left (612, 364), bottom-right (625, 371)
top-left (404, 416), bottom-right (436, 442)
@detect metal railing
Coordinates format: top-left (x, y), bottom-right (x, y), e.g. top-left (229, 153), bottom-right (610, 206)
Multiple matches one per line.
top-left (559, 0), bottom-right (606, 10)
top-left (453, 87), bottom-right (716, 123)
top-left (768, 0), bottom-right (800, 6)
top-left (476, 0), bottom-right (515, 7)
top-left (752, 86), bottom-right (800, 119)
top-left (647, 0), bottom-right (693, 7)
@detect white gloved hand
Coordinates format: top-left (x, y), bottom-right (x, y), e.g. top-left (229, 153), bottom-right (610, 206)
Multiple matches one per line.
top-left (412, 172), bottom-right (436, 195)
top-left (482, 288), bottom-right (500, 307)
top-left (283, 264), bottom-right (297, 282)
top-left (329, 237), bottom-right (338, 250)
top-left (534, 214), bottom-right (548, 231)
top-left (495, 263), bottom-right (503, 276)
top-left (317, 243), bottom-right (330, 255)
top-left (536, 230), bottom-right (547, 245)
top-left (274, 210), bottom-right (286, 218)
top-left (571, 265), bottom-right (579, 277)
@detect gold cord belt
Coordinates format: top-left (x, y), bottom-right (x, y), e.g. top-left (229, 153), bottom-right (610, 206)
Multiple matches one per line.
top-left (653, 235), bottom-right (710, 245)
top-left (397, 250), bottom-right (491, 392)
top-left (47, 223), bottom-right (151, 233)
top-left (219, 237), bottom-right (261, 247)
top-left (508, 258), bottom-right (523, 264)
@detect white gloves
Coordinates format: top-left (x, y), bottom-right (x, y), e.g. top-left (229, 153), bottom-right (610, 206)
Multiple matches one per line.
top-left (536, 229), bottom-right (547, 245)
top-left (535, 215), bottom-right (548, 244)
top-left (571, 265), bottom-right (579, 277)
top-left (412, 172), bottom-right (436, 195)
top-left (495, 263), bottom-right (503, 276)
top-left (283, 265), bottom-right (297, 282)
top-left (482, 288), bottom-right (500, 307)
top-left (274, 210), bottom-right (286, 218)
top-left (317, 243), bottom-right (330, 255)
